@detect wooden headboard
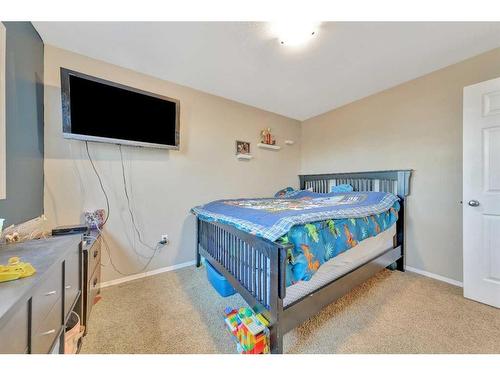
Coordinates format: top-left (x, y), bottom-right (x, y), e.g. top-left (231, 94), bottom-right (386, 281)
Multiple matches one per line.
top-left (299, 170), bottom-right (412, 198)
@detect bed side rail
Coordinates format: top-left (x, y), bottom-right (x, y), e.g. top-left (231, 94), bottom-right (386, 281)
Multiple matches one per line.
top-left (197, 219), bottom-right (291, 312)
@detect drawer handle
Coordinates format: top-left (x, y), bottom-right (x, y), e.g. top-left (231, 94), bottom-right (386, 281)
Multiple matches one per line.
top-left (93, 250), bottom-right (99, 258)
top-left (65, 285), bottom-right (71, 289)
top-left (93, 278), bottom-right (98, 287)
top-left (40, 329), bottom-right (56, 336)
top-left (44, 290), bottom-right (57, 296)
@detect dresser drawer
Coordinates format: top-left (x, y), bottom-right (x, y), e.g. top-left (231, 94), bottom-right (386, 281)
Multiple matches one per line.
top-left (0, 301), bottom-right (29, 354)
top-left (88, 238), bottom-right (101, 276)
top-left (64, 248), bottom-right (81, 319)
top-left (32, 298), bottom-right (63, 354)
top-left (32, 263), bottom-right (63, 330)
top-left (86, 265), bottom-right (101, 321)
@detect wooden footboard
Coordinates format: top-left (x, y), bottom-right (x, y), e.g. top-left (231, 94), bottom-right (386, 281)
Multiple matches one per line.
top-left (196, 219), bottom-right (292, 353)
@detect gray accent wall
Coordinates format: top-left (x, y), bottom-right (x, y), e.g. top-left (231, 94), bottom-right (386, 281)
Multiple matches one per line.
top-left (0, 22), bottom-right (44, 226)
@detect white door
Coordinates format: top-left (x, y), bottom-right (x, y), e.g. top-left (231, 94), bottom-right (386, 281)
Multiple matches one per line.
top-left (463, 77), bottom-right (500, 308)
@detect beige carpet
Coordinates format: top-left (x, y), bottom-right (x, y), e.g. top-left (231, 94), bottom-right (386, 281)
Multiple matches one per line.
top-left (81, 266), bottom-right (500, 354)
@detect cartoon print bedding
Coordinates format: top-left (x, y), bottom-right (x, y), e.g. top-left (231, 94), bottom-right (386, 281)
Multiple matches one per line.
top-left (192, 190), bottom-right (399, 286)
top-left (280, 205), bottom-right (398, 285)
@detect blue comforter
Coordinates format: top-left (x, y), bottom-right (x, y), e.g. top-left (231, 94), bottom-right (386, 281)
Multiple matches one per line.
top-left (192, 190), bottom-right (400, 285)
top-left (192, 190), bottom-right (398, 241)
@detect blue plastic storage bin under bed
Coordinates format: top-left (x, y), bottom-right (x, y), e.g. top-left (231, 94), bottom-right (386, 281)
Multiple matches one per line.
top-left (205, 260), bottom-right (236, 297)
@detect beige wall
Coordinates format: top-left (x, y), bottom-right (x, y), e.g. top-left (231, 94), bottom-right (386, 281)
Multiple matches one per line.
top-left (301, 47), bottom-right (500, 282)
top-left (44, 45), bottom-right (301, 283)
top-left (44, 42), bottom-right (500, 284)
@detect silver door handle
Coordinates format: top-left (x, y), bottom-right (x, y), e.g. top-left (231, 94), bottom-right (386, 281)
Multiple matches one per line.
top-left (44, 290), bottom-right (57, 296)
top-left (468, 200), bottom-right (480, 207)
top-left (65, 285), bottom-right (71, 289)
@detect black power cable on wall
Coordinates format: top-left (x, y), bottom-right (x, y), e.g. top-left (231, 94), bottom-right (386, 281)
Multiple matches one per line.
top-left (118, 144), bottom-right (157, 252)
top-left (84, 141), bottom-right (110, 226)
top-left (83, 141), bottom-right (162, 276)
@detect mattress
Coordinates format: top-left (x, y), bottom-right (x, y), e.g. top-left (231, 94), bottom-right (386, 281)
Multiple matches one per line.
top-left (283, 224), bottom-right (396, 307)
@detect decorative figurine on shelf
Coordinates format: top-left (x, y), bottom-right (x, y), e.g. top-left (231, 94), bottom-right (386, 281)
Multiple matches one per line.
top-left (260, 128), bottom-right (276, 145)
top-left (224, 306), bottom-right (270, 354)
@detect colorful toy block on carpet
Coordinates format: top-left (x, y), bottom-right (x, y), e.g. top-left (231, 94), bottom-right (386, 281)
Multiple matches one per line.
top-left (224, 307), bottom-right (270, 354)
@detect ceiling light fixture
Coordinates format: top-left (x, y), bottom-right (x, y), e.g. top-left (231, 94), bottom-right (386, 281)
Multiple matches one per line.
top-left (269, 21), bottom-right (320, 47)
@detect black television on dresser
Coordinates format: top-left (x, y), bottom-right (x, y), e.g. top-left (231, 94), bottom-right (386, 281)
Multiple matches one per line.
top-left (60, 68), bottom-right (180, 149)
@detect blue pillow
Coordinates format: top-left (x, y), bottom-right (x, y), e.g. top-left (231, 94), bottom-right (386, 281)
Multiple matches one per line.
top-left (274, 187), bottom-right (295, 197)
top-left (331, 184), bottom-right (353, 193)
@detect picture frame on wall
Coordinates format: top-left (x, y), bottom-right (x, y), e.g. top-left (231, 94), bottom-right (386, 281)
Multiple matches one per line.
top-left (235, 140), bottom-right (251, 155)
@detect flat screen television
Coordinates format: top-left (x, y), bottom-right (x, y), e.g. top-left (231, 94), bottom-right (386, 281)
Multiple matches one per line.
top-left (60, 68), bottom-right (180, 149)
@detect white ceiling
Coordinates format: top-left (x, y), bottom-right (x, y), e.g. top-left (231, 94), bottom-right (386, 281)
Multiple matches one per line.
top-left (33, 22), bottom-right (500, 121)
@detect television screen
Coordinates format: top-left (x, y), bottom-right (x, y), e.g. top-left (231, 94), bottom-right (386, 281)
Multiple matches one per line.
top-left (60, 68), bottom-right (179, 149)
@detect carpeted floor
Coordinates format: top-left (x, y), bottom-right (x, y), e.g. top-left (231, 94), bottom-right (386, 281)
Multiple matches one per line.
top-left (80, 266), bottom-right (500, 354)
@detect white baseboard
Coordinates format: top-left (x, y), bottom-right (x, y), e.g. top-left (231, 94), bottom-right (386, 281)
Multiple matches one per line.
top-left (405, 266), bottom-right (463, 287)
top-left (99, 260), bottom-right (196, 288)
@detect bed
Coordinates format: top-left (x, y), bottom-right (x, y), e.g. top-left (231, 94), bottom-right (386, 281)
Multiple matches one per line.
top-left (193, 170), bottom-right (411, 353)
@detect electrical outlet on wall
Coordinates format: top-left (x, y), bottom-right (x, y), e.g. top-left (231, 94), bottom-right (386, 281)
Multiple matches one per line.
top-left (160, 234), bottom-right (169, 245)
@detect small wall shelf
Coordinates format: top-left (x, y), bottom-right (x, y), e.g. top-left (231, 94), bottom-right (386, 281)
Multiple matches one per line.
top-left (257, 143), bottom-right (281, 150)
top-left (237, 154), bottom-right (253, 160)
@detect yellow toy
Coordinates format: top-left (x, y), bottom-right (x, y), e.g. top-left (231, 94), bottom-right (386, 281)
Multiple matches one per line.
top-left (0, 257), bottom-right (36, 283)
